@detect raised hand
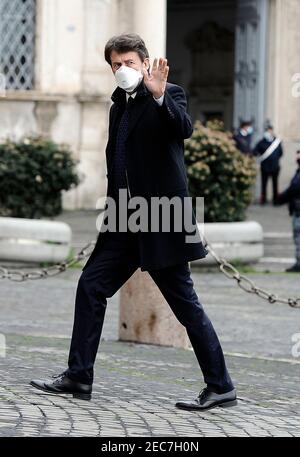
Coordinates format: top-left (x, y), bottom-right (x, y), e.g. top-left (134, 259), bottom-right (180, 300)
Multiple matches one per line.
top-left (143, 57), bottom-right (169, 99)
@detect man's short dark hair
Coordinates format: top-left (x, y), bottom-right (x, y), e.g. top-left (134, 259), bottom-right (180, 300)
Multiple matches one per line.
top-left (240, 120), bottom-right (252, 129)
top-left (104, 33), bottom-right (149, 66)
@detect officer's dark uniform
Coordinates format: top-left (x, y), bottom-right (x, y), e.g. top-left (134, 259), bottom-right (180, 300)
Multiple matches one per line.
top-left (276, 166), bottom-right (300, 270)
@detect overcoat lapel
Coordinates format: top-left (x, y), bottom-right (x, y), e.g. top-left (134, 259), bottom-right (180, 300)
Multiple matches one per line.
top-left (126, 93), bottom-right (152, 138)
top-left (105, 103), bottom-right (123, 175)
top-left (106, 80), bottom-right (152, 173)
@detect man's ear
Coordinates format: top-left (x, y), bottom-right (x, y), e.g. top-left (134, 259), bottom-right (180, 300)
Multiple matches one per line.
top-left (143, 58), bottom-right (150, 74)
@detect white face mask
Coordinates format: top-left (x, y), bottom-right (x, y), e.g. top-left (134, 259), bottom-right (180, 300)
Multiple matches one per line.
top-left (264, 132), bottom-right (274, 142)
top-left (240, 126), bottom-right (253, 136)
top-left (114, 65), bottom-right (143, 92)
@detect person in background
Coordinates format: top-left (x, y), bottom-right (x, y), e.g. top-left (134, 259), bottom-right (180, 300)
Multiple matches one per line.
top-left (253, 124), bottom-right (283, 205)
top-left (275, 150), bottom-right (300, 272)
top-left (233, 120), bottom-right (254, 155)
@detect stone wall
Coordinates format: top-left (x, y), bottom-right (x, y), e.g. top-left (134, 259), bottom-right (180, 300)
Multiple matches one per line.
top-left (0, 0), bottom-right (167, 210)
top-left (266, 0), bottom-right (300, 188)
top-left (1, 0), bottom-right (299, 207)
top-left (0, 92), bottom-right (110, 209)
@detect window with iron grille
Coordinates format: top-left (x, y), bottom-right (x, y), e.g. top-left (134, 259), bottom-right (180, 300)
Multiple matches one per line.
top-left (0, 0), bottom-right (36, 90)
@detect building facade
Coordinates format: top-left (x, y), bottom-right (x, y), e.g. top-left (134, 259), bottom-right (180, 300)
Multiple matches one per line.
top-left (0, 0), bottom-right (299, 209)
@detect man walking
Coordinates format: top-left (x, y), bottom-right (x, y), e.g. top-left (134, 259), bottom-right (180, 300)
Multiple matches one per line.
top-left (30, 34), bottom-right (237, 410)
top-left (253, 124), bottom-right (283, 205)
top-left (275, 150), bottom-right (300, 272)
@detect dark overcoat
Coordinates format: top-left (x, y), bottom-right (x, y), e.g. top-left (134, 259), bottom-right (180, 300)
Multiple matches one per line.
top-left (276, 167), bottom-right (300, 215)
top-left (233, 132), bottom-right (252, 155)
top-left (83, 79), bottom-right (208, 271)
top-left (253, 137), bottom-right (283, 173)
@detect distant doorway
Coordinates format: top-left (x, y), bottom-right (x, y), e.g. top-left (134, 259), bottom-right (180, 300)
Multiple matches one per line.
top-left (167, 0), bottom-right (236, 130)
top-left (167, 0), bottom-right (268, 142)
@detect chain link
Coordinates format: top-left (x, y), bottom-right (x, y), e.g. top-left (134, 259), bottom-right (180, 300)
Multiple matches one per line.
top-left (201, 235), bottom-right (300, 309)
top-left (0, 235), bottom-right (299, 309)
top-left (0, 241), bottom-right (96, 282)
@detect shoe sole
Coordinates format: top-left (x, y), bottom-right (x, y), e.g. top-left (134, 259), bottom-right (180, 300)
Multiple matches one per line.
top-left (175, 399), bottom-right (238, 411)
top-left (29, 381), bottom-right (92, 401)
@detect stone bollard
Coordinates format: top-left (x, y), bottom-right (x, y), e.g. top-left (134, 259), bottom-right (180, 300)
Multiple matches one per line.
top-left (193, 220), bottom-right (263, 265)
top-left (0, 217), bottom-right (72, 263)
top-left (119, 268), bottom-right (190, 348)
top-left (119, 220), bottom-right (264, 348)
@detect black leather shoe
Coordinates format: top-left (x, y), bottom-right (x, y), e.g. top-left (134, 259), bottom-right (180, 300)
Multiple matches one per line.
top-left (286, 264), bottom-right (300, 273)
top-left (175, 387), bottom-right (237, 411)
top-left (30, 371), bottom-right (92, 401)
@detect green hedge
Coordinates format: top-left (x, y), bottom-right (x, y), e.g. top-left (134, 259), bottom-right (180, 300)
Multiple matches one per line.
top-left (184, 120), bottom-right (257, 222)
top-left (0, 135), bottom-right (80, 218)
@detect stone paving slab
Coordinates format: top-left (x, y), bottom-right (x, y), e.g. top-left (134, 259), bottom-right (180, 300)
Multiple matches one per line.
top-left (0, 334), bottom-right (299, 437)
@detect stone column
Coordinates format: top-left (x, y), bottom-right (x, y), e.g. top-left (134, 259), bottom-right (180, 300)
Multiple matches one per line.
top-left (266, 0), bottom-right (300, 187)
top-left (36, 0), bottom-right (113, 209)
top-left (233, 0), bottom-right (268, 141)
top-left (114, 0), bottom-right (167, 57)
top-left (133, 0), bottom-right (167, 58)
top-left (37, 0), bottom-right (85, 94)
top-left (118, 0), bottom-right (190, 348)
top-left (81, 0), bottom-right (117, 96)
top-left (75, 0), bottom-right (115, 209)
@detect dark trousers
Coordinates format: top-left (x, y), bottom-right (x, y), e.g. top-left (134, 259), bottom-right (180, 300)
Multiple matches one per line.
top-left (66, 229), bottom-right (234, 394)
top-left (261, 168), bottom-right (280, 204)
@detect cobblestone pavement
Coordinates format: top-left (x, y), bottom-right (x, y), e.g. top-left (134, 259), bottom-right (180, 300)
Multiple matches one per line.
top-left (0, 334), bottom-right (299, 437)
top-left (0, 204), bottom-right (300, 437)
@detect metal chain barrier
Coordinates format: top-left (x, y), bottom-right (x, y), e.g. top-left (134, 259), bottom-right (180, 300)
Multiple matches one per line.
top-left (201, 235), bottom-right (300, 309)
top-left (0, 241), bottom-right (96, 282)
top-left (0, 235), bottom-right (299, 309)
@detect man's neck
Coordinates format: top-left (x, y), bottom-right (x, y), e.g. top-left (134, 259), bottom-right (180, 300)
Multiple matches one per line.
top-left (126, 79), bottom-right (144, 97)
top-left (126, 91), bottom-right (137, 100)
